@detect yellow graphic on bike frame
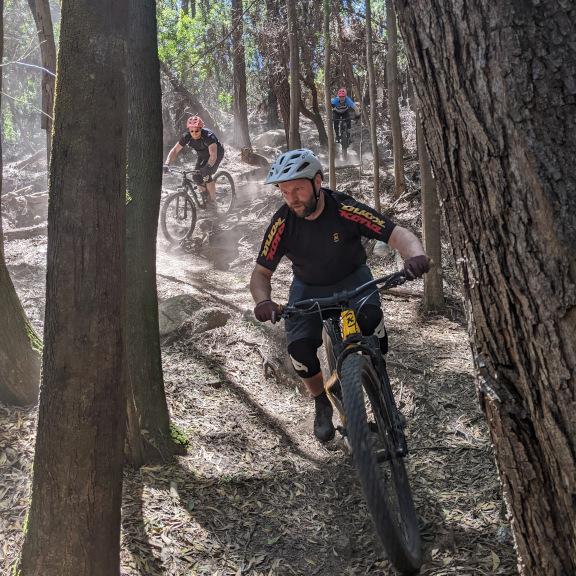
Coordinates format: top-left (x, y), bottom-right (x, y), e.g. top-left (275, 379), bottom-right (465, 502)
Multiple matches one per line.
top-left (342, 310), bottom-right (360, 337)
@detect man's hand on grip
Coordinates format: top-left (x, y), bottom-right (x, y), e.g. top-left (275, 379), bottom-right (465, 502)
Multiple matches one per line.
top-left (254, 300), bottom-right (280, 324)
top-left (404, 255), bottom-right (430, 280)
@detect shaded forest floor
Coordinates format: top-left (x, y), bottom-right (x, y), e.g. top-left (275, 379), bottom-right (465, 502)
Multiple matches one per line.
top-left (1, 125), bottom-right (519, 575)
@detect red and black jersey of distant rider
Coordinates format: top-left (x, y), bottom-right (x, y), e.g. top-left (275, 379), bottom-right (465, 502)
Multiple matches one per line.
top-left (256, 188), bottom-right (396, 286)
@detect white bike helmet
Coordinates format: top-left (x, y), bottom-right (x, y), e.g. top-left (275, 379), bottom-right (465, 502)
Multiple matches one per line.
top-left (265, 149), bottom-right (324, 185)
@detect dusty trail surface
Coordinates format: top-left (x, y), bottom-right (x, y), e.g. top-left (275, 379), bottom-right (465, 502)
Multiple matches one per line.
top-left (1, 150), bottom-right (518, 575)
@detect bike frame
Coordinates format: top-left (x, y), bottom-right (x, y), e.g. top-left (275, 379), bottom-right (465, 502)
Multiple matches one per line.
top-left (169, 168), bottom-right (209, 210)
top-left (281, 271), bottom-right (410, 457)
top-left (324, 310), bottom-right (409, 457)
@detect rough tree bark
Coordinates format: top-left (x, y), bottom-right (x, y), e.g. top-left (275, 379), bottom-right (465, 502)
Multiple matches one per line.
top-left (394, 1), bottom-right (576, 574)
top-left (17, 0), bottom-right (129, 573)
top-left (0, 0), bottom-right (41, 407)
top-left (125, 0), bottom-right (176, 467)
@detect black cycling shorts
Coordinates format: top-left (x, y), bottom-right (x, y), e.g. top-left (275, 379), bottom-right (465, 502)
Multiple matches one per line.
top-left (285, 265), bottom-right (381, 346)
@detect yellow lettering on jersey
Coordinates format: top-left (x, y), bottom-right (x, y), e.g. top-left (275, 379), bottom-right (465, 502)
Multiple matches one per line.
top-left (334, 233), bottom-right (339, 243)
top-left (341, 204), bottom-right (387, 227)
top-left (261, 217), bottom-right (286, 257)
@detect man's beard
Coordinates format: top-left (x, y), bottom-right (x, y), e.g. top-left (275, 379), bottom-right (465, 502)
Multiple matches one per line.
top-left (289, 195), bottom-right (317, 218)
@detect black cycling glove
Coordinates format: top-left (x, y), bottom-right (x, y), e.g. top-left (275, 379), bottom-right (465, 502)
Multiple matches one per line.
top-left (254, 300), bottom-right (280, 324)
top-left (404, 256), bottom-right (430, 280)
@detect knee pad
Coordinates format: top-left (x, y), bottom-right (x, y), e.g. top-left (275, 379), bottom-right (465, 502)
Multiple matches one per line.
top-left (357, 305), bottom-right (388, 354)
top-left (287, 338), bottom-right (322, 378)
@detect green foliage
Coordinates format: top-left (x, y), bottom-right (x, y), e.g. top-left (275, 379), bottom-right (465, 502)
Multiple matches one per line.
top-left (169, 422), bottom-right (190, 448)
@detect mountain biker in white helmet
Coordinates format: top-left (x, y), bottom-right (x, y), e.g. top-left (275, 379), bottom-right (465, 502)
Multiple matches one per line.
top-left (250, 149), bottom-right (430, 442)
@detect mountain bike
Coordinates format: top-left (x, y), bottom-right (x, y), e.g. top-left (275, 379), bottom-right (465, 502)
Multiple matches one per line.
top-left (332, 108), bottom-right (358, 159)
top-left (279, 271), bottom-right (422, 575)
top-left (160, 167), bottom-right (235, 244)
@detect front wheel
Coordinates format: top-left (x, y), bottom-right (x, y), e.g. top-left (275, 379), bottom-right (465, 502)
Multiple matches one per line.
top-left (213, 171), bottom-right (236, 215)
top-left (160, 191), bottom-right (197, 243)
top-left (341, 129), bottom-right (350, 159)
top-left (341, 353), bottom-right (422, 575)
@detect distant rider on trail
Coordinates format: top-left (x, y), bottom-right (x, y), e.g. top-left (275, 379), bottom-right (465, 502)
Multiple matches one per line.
top-left (163, 116), bottom-right (224, 207)
top-left (331, 88), bottom-right (360, 143)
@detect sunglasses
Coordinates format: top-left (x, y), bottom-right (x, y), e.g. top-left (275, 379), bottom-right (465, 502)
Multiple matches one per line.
top-left (190, 129), bottom-right (201, 133)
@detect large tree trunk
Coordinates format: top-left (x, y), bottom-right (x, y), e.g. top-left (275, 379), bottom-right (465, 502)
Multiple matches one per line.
top-left (387, 0), bottom-right (405, 198)
top-left (26, 0), bottom-right (56, 164)
top-left (17, 0), bottom-right (129, 573)
top-left (232, 0), bottom-right (251, 149)
top-left (0, 0), bottom-right (41, 407)
top-left (287, 0), bottom-right (301, 150)
top-left (365, 0), bottom-right (380, 211)
top-left (125, 0), bottom-right (174, 467)
top-left (394, 1), bottom-right (576, 574)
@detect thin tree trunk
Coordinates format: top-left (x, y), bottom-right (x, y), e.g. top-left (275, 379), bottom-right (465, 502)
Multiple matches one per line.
top-left (366, 0), bottom-right (380, 211)
top-left (287, 0), bottom-right (301, 150)
top-left (17, 0), bottom-right (129, 573)
top-left (0, 0), bottom-right (41, 407)
top-left (387, 0), bottom-right (405, 198)
top-left (323, 0), bottom-right (335, 189)
top-left (417, 109), bottom-right (444, 312)
top-left (125, 0), bottom-right (175, 467)
top-left (300, 73), bottom-right (328, 146)
top-left (394, 1), bottom-right (576, 573)
top-left (26, 0), bottom-right (56, 165)
top-left (232, 0), bottom-right (251, 149)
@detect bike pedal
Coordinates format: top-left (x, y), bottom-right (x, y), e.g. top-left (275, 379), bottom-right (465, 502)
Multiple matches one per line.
top-left (336, 425), bottom-right (347, 438)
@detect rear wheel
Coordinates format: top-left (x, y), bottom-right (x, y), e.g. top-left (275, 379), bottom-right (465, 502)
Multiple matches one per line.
top-left (160, 191), bottom-right (197, 243)
top-left (340, 353), bottom-right (422, 575)
top-left (213, 171), bottom-right (236, 215)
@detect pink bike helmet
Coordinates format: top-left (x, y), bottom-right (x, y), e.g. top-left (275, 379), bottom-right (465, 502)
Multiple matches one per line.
top-left (186, 116), bottom-right (204, 128)
top-left (337, 88), bottom-right (347, 97)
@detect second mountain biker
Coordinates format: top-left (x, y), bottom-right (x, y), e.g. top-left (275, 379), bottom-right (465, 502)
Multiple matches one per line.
top-left (163, 116), bottom-right (224, 209)
top-left (331, 88), bottom-right (360, 143)
top-left (249, 149), bottom-right (430, 442)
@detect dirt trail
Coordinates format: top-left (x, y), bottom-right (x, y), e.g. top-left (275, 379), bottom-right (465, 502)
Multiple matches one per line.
top-left (1, 152), bottom-right (518, 574)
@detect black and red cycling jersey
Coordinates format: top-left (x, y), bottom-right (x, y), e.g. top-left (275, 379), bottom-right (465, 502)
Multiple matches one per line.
top-left (256, 188), bottom-right (396, 286)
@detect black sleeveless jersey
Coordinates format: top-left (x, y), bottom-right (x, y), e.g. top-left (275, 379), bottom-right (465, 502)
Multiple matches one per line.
top-left (256, 188), bottom-right (396, 286)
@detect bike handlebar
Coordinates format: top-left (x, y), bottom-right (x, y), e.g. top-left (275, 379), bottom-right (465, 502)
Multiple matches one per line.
top-left (165, 166), bottom-right (201, 176)
top-left (278, 271), bottom-right (407, 319)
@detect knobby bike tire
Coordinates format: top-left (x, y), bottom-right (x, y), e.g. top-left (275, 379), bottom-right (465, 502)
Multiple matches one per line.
top-left (213, 171), bottom-right (236, 215)
top-left (160, 191), bottom-right (197, 243)
top-left (340, 353), bottom-right (422, 575)
top-left (341, 130), bottom-right (350, 159)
